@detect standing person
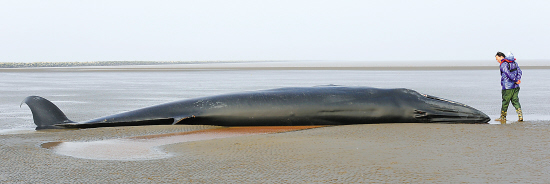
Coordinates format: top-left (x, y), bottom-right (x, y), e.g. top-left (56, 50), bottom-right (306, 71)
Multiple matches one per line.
top-left (495, 52), bottom-right (523, 122)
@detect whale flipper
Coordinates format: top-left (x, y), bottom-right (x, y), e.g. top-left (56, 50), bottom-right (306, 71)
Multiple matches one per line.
top-left (21, 96), bottom-right (75, 130)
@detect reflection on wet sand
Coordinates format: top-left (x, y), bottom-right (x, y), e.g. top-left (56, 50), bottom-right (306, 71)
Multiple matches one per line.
top-left (42, 126), bottom-right (323, 161)
top-left (0, 128), bottom-right (36, 135)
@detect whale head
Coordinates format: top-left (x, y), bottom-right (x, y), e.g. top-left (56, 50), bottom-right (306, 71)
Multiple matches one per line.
top-left (412, 93), bottom-right (491, 124)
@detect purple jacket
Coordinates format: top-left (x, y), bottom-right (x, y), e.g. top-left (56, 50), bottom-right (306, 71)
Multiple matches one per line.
top-left (500, 58), bottom-right (522, 90)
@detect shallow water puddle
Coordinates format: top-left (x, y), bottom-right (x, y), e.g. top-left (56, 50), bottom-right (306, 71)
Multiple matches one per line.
top-left (41, 126), bottom-right (322, 161)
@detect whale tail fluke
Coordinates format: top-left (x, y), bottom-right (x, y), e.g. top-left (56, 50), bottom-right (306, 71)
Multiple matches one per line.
top-left (21, 96), bottom-right (75, 130)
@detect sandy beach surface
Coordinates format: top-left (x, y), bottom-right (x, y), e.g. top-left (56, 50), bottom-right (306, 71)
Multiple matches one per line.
top-left (2, 122), bottom-right (549, 183)
top-left (2, 63), bottom-right (550, 183)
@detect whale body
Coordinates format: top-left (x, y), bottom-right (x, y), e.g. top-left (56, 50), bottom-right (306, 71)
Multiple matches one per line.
top-left (22, 86), bottom-right (491, 130)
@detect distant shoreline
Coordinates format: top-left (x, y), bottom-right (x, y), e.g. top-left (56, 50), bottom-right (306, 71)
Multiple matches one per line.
top-left (2, 65), bottom-right (550, 73)
top-left (1, 60), bottom-right (549, 72)
top-left (0, 61), bottom-right (249, 68)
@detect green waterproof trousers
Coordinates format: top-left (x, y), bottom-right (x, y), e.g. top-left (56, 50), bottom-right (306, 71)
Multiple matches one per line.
top-left (501, 87), bottom-right (521, 112)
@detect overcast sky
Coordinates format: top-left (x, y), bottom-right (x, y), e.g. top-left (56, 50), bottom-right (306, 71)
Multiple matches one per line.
top-left (1, 0), bottom-right (549, 63)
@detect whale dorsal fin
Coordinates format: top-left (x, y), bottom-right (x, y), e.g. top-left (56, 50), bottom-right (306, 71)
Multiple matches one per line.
top-left (21, 96), bottom-right (75, 130)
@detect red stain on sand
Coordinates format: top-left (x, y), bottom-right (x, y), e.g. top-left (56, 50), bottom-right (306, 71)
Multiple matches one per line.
top-left (132, 126), bottom-right (324, 140)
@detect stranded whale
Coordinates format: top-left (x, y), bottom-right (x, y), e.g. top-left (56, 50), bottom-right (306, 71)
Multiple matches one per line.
top-left (22, 86), bottom-right (490, 130)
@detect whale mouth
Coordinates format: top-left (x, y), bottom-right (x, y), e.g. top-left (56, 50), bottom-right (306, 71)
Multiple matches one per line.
top-left (417, 94), bottom-right (491, 124)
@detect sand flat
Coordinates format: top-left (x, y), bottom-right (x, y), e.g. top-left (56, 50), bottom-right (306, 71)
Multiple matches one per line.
top-left (3, 63), bottom-right (549, 182)
top-left (1, 123), bottom-right (550, 183)
top-left (42, 126), bottom-right (323, 161)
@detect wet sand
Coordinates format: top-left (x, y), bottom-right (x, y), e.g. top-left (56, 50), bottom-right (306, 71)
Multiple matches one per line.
top-left (2, 123), bottom-right (550, 183)
top-left (2, 63), bottom-right (550, 182)
top-left (42, 126), bottom-right (323, 161)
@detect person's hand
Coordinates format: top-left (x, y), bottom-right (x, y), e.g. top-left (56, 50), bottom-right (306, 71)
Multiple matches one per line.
top-left (516, 80), bottom-right (521, 84)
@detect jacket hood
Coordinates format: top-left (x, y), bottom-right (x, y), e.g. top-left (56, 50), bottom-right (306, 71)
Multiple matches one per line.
top-left (504, 52), bottom-right (516, 62)
top-left (501, 52), bottom-right (516, 63)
